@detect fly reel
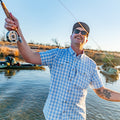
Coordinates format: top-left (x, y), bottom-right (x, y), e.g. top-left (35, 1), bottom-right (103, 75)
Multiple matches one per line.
top-left (6, 30), bottom-right (22, 43)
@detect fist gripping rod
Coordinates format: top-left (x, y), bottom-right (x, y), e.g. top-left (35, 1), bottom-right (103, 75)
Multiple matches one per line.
top-left (0, 0), bottom-right (22, 43)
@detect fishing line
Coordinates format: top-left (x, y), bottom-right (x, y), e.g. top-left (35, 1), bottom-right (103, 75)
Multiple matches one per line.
top-left (58, 0), bottom-right (88, 34)
top-left (58, 0), bottom-right (78, 21)
top-left (57, 0), bottom-right (114, 66)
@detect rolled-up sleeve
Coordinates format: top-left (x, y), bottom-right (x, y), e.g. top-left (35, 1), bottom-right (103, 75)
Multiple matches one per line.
top-left (90, 66), bottom-right (104, 89)
top-left (39, 48), bottom-right (59, 68)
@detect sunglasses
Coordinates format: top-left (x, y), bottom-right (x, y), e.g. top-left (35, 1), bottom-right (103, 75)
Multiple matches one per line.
top-left (73, 29), bottom-right (88, 36)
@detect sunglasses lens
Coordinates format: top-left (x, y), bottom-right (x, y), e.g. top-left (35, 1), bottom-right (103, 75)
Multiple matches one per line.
top-left (81, 31), bottom-right (87, 35)
top-left (74, 29), bottom-right (80, 34)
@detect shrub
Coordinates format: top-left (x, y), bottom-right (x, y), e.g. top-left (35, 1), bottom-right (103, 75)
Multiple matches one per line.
top-left (0, 46), bottom-right (19, 57)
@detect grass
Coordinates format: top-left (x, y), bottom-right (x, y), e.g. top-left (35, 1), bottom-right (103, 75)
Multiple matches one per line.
top-left (0, 46), bottom-right (19, 57)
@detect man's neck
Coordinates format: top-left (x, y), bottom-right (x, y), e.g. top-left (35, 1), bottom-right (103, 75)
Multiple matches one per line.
top-left (71, 44), bottom-right (83, 56)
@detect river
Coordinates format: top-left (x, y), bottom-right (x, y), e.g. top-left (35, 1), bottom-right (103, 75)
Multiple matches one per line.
top-left (0, 65), bottom-right (120, 120)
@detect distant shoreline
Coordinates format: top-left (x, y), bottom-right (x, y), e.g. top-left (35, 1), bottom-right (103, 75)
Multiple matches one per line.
top-left (1, 41), bottom-right (120, 65)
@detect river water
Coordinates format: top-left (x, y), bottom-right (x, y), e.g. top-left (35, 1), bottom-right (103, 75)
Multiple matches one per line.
top-left (0, 65), bottom-right (120, 120)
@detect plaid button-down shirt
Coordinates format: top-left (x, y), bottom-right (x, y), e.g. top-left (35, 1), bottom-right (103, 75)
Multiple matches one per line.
top-left (40, 47), bottom-right (103, 120)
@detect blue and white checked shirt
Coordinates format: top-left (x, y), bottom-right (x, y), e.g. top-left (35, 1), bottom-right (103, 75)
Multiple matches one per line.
top-left (40, 47), bottom-right (103, 120)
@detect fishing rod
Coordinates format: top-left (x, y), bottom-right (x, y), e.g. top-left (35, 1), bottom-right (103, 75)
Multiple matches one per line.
top-left (0, 0), bottom-right (12, 19)
top-left (0, 0), bottom-right (22, 43)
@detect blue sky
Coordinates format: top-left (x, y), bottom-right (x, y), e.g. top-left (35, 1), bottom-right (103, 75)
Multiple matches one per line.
top-left (0, 0), bottom-right (120, 51)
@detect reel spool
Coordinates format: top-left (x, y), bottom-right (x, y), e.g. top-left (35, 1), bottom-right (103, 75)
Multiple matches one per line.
top-left (6, 30), bottom-right (22, 43)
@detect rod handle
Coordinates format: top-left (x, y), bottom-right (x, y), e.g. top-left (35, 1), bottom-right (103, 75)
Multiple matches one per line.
top-left (1, 1), bottom-right (12, 19)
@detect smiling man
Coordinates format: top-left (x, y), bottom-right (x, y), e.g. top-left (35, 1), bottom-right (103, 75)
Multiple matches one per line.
top-left (4, 14), bottom-right (120, 120)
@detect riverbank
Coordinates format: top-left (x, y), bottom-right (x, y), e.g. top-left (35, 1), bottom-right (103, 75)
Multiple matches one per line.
top-left (1, 41), bottom-right (120, 65)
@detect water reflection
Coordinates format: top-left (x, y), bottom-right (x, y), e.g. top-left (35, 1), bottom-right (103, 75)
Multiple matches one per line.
top-left (2, 69), bottom-right (19, 79)
top-left (0, 68), bottom-right (45, 79)
top-left (4, 69), bottom-right (17, 79)
top-left (0, 68), bottom-right (119, 84)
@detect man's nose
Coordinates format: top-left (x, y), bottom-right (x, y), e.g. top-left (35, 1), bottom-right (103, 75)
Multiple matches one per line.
top-left (78, 31), bottom-right (82, 35)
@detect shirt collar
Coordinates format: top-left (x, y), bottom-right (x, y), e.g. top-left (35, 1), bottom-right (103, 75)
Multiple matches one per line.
top-left (68, 47), bottom-right (75, 55)
top-left (68, 47), bottom-right (84, 58)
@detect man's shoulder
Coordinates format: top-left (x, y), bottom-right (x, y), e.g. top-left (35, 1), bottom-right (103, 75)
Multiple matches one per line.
top-left (51, 48), bottom-right (67, 51)
top-left (48, 48), bottom-right (68, 56)
top-left (83, 54), bottom-right (97, 66)
top-left (54, 48), bottom-right (68, 53)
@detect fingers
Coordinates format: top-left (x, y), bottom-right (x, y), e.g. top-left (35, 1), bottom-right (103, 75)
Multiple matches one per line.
top-left (4, 13), bottom-right (19, 32)
top-left (5, 22), bottom-right (17, 29)
top-left (4, 18), bottom-right (18, 31)
top-left (5, 18), bottom-right (15, 24)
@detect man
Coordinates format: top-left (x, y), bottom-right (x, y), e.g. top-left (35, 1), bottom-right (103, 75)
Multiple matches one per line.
top-left (5, 13), bottom-right (120, 120)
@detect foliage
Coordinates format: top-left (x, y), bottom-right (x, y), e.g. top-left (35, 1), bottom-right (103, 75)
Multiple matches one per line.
top-left (0, 47), bottom-right (19, 57)
top-left (51, 38), bottom-right (61, 47)
top-left (102, 54), bottom-right (114, 63)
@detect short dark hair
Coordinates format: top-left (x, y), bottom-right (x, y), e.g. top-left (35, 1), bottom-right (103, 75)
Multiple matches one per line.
top-left (72, 22), bottom-right (90, 36)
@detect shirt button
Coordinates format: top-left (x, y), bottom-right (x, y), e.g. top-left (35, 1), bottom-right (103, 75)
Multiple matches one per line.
top-left (67, 90), bottom-right (69, 92)
top-left (64, 101), bottom-right (67, 103)
top-left (63, 111), bottom-right (65, 113)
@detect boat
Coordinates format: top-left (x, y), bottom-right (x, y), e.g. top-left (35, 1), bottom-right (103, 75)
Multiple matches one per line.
top-left (100, 63), bottom-right (119, 80)
top-left (0, 63), bottom-right (45, 70)
top-left (0, 61), bottom-right (8, 68)
top-left (0, 56), bottom-right (45, 70)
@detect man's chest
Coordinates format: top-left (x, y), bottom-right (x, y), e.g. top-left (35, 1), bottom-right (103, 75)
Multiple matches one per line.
top-left (51, 54), bottom-right (93, 89)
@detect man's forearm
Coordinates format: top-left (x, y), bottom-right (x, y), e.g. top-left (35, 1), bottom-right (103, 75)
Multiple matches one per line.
top-left (95, 87), bottom-right (120, 102)
top-left (17, 28), bottom-right (35, 63)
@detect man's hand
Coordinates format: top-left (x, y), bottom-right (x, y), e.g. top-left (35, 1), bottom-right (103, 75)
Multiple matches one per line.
top-left (4, 13), bottom-right (20, 35)
top-left (94, 87), bottom-right (120, 102)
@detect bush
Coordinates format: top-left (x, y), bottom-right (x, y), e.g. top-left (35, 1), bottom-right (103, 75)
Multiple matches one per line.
top-left (0, 46), bottom-right (19, 57)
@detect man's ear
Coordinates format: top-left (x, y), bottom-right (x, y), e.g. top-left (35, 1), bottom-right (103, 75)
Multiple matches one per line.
top-left (86, 39), bottom-right (88, 43)
top-left (85, 36), bottom-right (88, 43)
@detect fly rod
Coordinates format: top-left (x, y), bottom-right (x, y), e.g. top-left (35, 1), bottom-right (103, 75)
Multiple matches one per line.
top-left (0, 0), bottom-right (12, 19)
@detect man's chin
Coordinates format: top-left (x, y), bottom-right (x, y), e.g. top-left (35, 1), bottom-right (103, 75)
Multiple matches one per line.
top-left (74, 42), bottom-right (82, 46)
top-left (75, 41), bottom-right (83, 44)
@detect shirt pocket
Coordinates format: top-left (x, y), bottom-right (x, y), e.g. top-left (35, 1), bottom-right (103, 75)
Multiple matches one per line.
top-left (73, 70), bottom-right (91, 89)
top-left (55, 59), bottom-right (70, 68)
top-left (52, 59), bottom-right (70, 76)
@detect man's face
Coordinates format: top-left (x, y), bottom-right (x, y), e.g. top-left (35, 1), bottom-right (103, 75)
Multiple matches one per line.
top-left (70, 27), bottom-right (88, 46)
